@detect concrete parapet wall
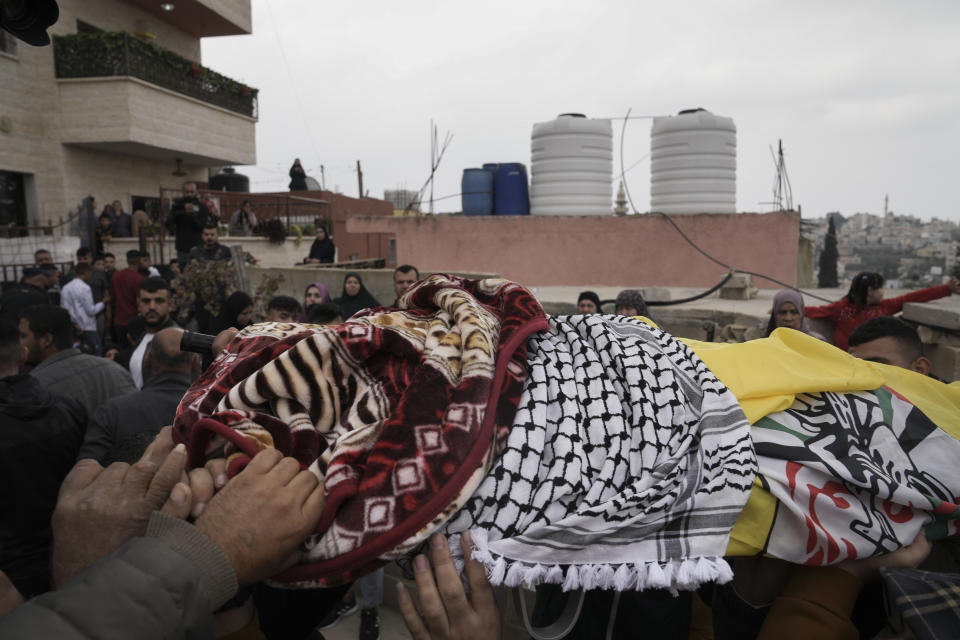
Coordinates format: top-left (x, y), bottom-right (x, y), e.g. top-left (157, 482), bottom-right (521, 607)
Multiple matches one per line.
top-left (247, 266), bottom-right (499, 309)
top-left (347, 211), bottom-right (801, 288)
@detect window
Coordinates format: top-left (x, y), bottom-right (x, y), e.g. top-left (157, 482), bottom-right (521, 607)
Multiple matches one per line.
top-left (132, 195), bottom-right (162, 222)
top-left (0, 29), bottom-right (18, 57)
top-left (0, 171), bottom-right (28, 237)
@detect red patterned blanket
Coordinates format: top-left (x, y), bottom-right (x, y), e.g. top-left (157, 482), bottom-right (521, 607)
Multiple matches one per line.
top-left (173, 275), bottom-right (547, 586)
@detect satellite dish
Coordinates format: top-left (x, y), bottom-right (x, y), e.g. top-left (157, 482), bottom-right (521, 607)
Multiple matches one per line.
top-left (304, 176), bottom-right (322, 191)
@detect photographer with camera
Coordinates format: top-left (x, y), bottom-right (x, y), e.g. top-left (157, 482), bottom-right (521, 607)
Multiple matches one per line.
top-left (165, 182), bottom-right (211, 268)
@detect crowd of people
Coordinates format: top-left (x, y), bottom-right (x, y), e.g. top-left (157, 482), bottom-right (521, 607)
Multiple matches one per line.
top-left (0, 223), bottom-right (958, 640)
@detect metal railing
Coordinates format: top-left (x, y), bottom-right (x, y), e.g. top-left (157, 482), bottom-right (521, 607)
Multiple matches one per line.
top-left (53, 32), bottom-right (258, 118)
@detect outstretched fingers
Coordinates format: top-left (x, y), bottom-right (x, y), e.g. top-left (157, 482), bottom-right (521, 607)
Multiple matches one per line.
top-left (397, 582), bottom-right (431, 640)
top-left (412, 551), bottom-right (451, 638)
top-left (430, 534), bottom-right (471, 617)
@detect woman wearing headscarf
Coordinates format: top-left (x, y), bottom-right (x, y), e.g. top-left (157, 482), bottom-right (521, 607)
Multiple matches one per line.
top-left (765, 289), bottom-right (825, 341)
top-left (614, 289), bottom-right (649, 318)
top-left (78, 196), bottom-right (97, 249)
top-left (94, 211), bottom-right (113, 256)
top-left (228, 200), bottom-right (259, 237)
top-left (212, 291), bottom-right (254, 334)
top-left (576, 291), bottom-right (601, 314)
top-left (335, 272), bottom-right (380, 319)
top-left (305, 224), bottom-right (336, 264)
top-left (299, 282), bottom-right (332, 322)
top-left (805, 272), bottom-right (959, 351)
top-left (289, 158), bottom-right (308, 191)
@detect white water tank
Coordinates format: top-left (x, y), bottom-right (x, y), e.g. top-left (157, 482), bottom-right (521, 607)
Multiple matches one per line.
top-left (530, 113), bottom-right (613, 216)
top-left (650, 108), bottom-right (736, 214)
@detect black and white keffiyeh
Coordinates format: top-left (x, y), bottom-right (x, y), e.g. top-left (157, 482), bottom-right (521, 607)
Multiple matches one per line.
top-left (444, 315), bottom-right (756, 592)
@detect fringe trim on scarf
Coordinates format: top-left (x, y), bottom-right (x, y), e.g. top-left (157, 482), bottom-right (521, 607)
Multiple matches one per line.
top-left (448, 529), bottom-right (735, 593)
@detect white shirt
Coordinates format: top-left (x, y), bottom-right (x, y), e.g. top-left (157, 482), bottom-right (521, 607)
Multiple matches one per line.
top-left (130, 332), bottom-right (155, 389)
top-left (60, 278), bottom-right (104, 332)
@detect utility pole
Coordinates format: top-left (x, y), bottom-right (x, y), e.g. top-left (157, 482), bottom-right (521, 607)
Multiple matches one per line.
top-left (320, 165), bottom-right (326, 190)
top-left (356, 160), bottom-right (364, 199)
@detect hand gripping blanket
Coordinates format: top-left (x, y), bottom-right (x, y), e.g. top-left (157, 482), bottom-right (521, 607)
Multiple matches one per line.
top-left (173, 275), bottom-right (548, 586)
top-left (443, 314), bottom-right (757, 592)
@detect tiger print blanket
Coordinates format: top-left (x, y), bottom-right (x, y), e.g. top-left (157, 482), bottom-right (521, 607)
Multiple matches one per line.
top-left (174, 274), bottom-right (547, 586)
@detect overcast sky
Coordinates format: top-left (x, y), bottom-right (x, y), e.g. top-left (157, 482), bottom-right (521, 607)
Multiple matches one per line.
top-left (201, 0), bottom-right (960, 222)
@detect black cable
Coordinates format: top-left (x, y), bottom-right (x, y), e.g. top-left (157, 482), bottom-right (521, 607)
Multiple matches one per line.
top-left (618, 109), bottom-right (833, 304)
top-left (599, 271), bottom-right (735, 309)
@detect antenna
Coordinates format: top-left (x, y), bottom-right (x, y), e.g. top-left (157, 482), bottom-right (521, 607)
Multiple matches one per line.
top-left (405, 120), bottom-right (452, 214)
top-left (770, 139), bottom-right (793, 211)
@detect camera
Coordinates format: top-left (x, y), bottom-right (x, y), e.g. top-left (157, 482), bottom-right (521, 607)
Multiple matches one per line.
top-left (0, 0), bottom-right (60, 47)
top-left (180, 331), bottom-right (216, 355)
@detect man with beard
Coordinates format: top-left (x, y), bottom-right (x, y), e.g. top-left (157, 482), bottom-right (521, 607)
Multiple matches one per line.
top-left (21, 305), bottom-right (135, 422)
top-left (122, 278), bottom-right (178, 390)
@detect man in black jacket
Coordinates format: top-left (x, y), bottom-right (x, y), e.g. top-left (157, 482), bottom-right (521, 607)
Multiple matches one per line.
top-left (165, 181), bottom-right (211, 267)
top-left (0, 318), bottom-right (85, 600)
top-left (79, 328), bottom-right (197, 466)
top-left (0, 267), bottom-right (51, 324)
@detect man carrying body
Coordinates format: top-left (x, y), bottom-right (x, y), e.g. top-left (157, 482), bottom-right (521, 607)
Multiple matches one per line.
top-left (166, 182), bottom-right (211, 267)
top-left (848, 317), bottom-right (933, 376)
top-left (60, 262), bottom-right (109, 356)
top-left (0, 318), bottom-right (85, 601)
top-left (79, 328), bottom-right (197, 466)
top-left (21, 305), bottom-right (135, 424)
top-left (393, 264), bottom-right (419, 305)
top-left (265, 296), bottom-right (301, 322)
top-left (107, 277), bottom-right (178, 390)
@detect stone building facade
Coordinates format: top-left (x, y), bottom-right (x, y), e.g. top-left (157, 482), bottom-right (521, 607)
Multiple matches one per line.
top-left (0, 0), bottom-right (255, 263)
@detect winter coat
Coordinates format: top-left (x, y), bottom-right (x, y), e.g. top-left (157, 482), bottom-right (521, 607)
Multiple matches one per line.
top-left (0, 374), bottom-right (85, 598)
top-left (0, 513), bottom-right (238, 639)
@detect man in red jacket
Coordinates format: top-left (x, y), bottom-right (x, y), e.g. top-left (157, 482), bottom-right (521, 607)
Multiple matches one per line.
top-left (110, 250), bottom-right (145, 348)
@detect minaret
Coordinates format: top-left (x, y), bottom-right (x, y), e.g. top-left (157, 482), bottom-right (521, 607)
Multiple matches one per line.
top-left (614, 181), bottom-right (629, 215)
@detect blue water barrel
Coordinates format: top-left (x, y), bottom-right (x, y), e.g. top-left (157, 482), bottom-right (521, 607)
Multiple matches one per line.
top-left (461, 168), bottom-right (494, 215)
top-left (494, 162), bottom-right (530, 215)
top-left (482, 163), bottom-right (499, 173)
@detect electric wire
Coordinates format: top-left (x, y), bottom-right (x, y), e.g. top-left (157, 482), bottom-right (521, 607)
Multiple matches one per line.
top-left (618, 109), bottom-right (833, 304)
top-left (263, 0), bottom-right (323, 170)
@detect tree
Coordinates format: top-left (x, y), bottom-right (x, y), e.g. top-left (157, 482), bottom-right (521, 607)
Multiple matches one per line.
top-left (819, 217), bottom-right (839, 287)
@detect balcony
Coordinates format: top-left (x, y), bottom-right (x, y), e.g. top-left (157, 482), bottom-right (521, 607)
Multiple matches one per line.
top-left (53, 32), bottom-right (257, 166)
top-left (119, 0), bottom-right (252, 38)
top-left (55, 32), bottom-right (256, 117)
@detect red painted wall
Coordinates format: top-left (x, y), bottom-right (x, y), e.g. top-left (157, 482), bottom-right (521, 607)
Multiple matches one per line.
top-left (347, 212), bottom-right (800, 287)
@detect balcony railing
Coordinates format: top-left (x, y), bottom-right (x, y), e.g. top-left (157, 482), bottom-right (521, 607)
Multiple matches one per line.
top-left (53, 32), bottom-right (258, 119)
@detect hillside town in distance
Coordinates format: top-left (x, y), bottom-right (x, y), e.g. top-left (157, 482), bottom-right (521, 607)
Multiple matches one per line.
top-left (807, 206), bottom-right (960, 288)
